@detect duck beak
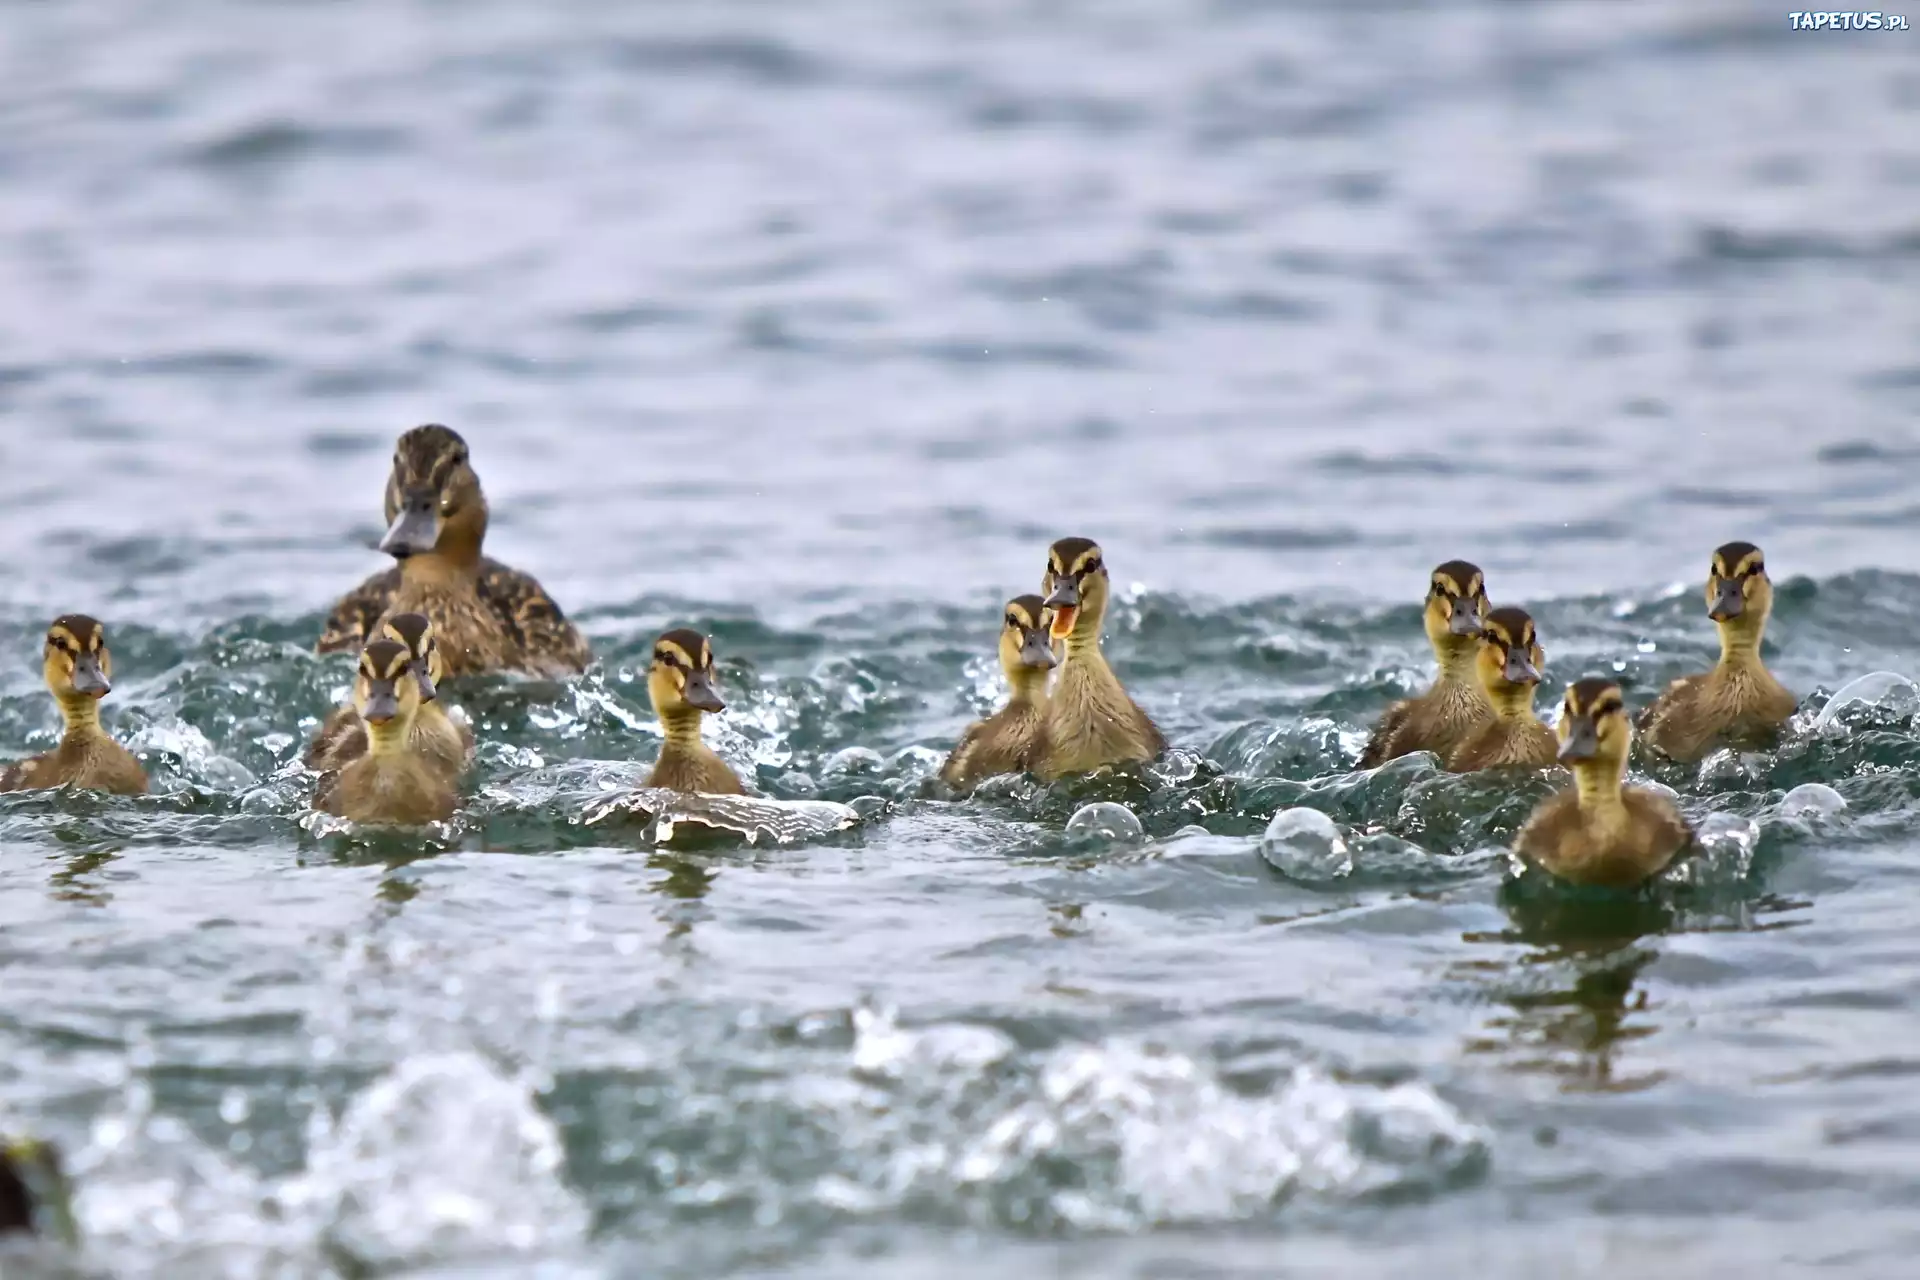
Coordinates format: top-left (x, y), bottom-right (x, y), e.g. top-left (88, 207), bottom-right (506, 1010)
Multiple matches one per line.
top-left (362, 682), bottom-right (401, 725)
top-left (681, 669), bottom-right (726, 713)
top-left (70, 654), bottom-right (110, 698)
top-left (1503, 649), bottom-right (1540, 684)
top-left (1018, 629), bottom-right (1059, 669)
top-left (413, 667), bottom-right (438, 702)
top-left (1045, 578), bottom-right (1080, 640)
top-left (1447, 603), bottom-right (1483, 637)
top-left (1709, 578), bottom-right (1745, 622)
top-left (1557, 716), bottom-right (1599, 762)
top-left (379, 503), bottom-right (439, 559)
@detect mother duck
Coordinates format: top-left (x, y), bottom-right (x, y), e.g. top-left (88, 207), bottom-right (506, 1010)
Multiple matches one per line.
top-left (317, 425), bottom-right (592, 677)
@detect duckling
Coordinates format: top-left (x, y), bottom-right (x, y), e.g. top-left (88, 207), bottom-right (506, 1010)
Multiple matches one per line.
top-left (1447, 606), bottom-right (1557, 772)
top-left (0, 616), bottom-right (146, 795)
top-left (1034, 538), bottom-right (1165, 780)
top-left (0, 1137), bottom-right (74, 1242)
top-left (313, 640), bottom-right (458, 825)
top-left (1359, 561), bottom-right (1492, 767)
top-left (306, 613), bottom-right (475, 779)
top-left (1640, 541), bottom-right (1796, 761)
top-left (941, 594), bottom-right (1057, 791)
top-left (1514, 678), bottom-right (1691, 888)
top-left (645, 629), bottom-right (745, 795)
top-left (317, 425), bottom-right (591, 678)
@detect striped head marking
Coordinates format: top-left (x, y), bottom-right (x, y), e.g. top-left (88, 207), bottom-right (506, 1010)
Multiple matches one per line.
top-left (1001, 594), bottom-right (1058, 672)
top-left (356, 638), bottom-right (417, 725)
top-left (1042, 537), bottom-right (1106, 641)
top-left (1706, 540), bottom-right (1769, 623)
top-left (650, 628), bottom-right (725, 714)
top-left (378, 612), bottom-right (441, 700)
top-left (380, 425), bottom-right (486, 560)
top-left (1427, 560), bottom-right (1488, 638)
top-left (44, 614), bottom-right (111, 698)
top-left (1479, 606), bottom-right (1544, 686)
top-left (1556, 677), bottom-right (1629, 763)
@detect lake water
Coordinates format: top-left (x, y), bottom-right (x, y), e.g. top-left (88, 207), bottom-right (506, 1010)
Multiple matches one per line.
top-left (1, 1), bottom-right (1918, 1275)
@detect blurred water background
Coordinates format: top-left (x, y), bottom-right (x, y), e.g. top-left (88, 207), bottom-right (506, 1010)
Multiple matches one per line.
top-left (1, 1), bottom-right (1918, 1275)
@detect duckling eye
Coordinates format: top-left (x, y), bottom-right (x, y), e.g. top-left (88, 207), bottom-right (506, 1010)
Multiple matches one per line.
top-left (1084, 558), bottom-right (1103, 574)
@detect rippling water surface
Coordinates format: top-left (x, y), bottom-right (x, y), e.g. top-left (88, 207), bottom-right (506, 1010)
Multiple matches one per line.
top-left (2, 1), bottom-right (1918, 1275)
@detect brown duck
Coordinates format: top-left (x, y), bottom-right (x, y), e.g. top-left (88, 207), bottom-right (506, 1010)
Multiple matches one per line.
top-left (317, 425), bottom-right (591, 678)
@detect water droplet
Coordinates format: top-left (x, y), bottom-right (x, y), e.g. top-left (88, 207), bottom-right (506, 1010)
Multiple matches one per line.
top-left (1065, 802), bottom-right (1144, 843)
top-left (219, 1088), bottom-right (251, 1125)
top-left (1258, 807), bottom-right (1352, 879)
top-left (1780, 782), bottom-right (1847, 820)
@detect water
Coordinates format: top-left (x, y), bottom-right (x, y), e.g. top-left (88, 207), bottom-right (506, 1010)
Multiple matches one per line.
top-left (0, 0), bottom-right (1917, 1274)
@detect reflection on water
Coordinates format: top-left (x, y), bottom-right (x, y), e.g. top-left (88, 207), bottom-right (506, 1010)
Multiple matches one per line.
top-left (1466, 942), bottom-right (1663, 1094)
top-left (49, 848), bottom-right (119, 908)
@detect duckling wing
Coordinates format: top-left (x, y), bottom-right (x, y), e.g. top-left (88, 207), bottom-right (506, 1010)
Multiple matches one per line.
top-left (474, 558), bottom-right (592, 675)
top-left (305, 705), bottom-right (367, 771)
top-left (318, 567), bottom-right (402, 655)
top-left (1512, 790), bottom-right (1581, 866)
top-left (1359, 699), bottom-right (1415, 769)
top-left (940, 720), bottom-right (992, 790)
top-left (1623, 787), bottom-right (1693, 867)
top-left (0, 756), bottom-right (43, 792)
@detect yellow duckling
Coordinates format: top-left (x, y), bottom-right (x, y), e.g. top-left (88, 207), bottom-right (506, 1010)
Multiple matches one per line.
top-left (0, 616), bottom-right (146, 795)
top-left (645, 629), bottom-right (745, 795)
top-left (1514, 678), bottom-right (1690, 888)
top-left (1641, 540), bottom-right (1795, 761)
top-left (1035, 538), bottom-right (1165, 780)
top-left (1360, 560), bottom-right (1492, 767)
top-left (313, 639), bottom-right (457, 824)
top-left (317, 425), bottom-right (592, 678)
top-left (1447, 606), bottom-right (1557, 772)
top-left (307, 612), bottom-right (474, 779)
top-left (941, 594), bottom-right (1057, 791)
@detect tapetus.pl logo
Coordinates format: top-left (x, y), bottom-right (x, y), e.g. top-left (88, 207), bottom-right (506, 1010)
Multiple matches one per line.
top-left (1787, 10), bottom-right (1909, 28)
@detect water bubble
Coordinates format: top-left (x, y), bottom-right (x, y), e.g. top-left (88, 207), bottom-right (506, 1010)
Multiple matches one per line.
top-left (1780, 782), bottom-right (1847, 820)
top-left (1691, 812), bottom-right (1761, 877)
top-left (1813, 671), bottom-right (1920, 730)
top-left (1065, 802), bottom-right (1144, 844)
top-left (824, 746), bottom-right (885, 776)
top-left (1258, 807), bottom-right (1352, 879)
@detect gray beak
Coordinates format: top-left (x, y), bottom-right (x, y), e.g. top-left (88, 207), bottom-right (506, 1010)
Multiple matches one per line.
top-left (1503, 649), bottom-right (1540, 684)
top-left (69, 654), bottom-right (110, 697)
top-left (1044, 577), bottom-right (1080, 610)
top-left (1557, 717), bottom-right (1599, 762)
top-left (1709, 578), bottom-right (1745, 622)
top-left (413, 666), bottom-right (438, 702)
top-left (682, 669), bottom-right (726, 713)
top-left (1018, 629), bottom-right (1059, 669)
top-left (379, 500), bottom-right (439, 559)
top-left (1447, 602), bottom-right (1483, 637)
top-left (362, 681), bottom-right (401, 724)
